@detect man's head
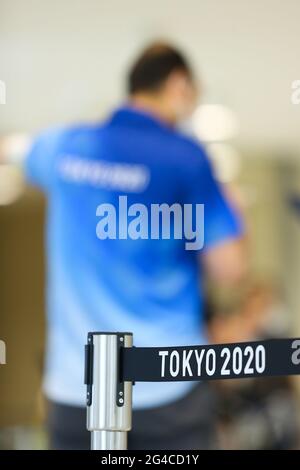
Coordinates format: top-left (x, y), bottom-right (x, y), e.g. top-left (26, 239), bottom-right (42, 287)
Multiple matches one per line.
top-left (127, 42), bottom-right (198, 124)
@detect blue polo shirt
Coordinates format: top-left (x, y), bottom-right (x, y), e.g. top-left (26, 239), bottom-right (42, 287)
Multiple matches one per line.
top-left (25, 106), bottom-right (243, 409)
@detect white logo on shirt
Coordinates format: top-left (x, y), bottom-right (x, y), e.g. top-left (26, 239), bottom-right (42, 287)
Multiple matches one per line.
top-left (58, 155), bottom-right (150, 192)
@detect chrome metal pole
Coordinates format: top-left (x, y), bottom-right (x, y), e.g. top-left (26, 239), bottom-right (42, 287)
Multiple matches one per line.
top-left (85, 332), bottom-right (133, 450)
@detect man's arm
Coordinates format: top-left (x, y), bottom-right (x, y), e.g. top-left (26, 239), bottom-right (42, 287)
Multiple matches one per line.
top-left (186, 145), bottom-right (248, 287)
top-left (1, 127), bottom-right (65, 190)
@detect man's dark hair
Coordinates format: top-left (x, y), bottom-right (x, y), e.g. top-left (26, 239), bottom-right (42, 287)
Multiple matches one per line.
top-left (127, 42), bottom-right (193, 94)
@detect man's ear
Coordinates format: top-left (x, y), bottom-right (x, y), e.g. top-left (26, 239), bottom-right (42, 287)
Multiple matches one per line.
top-left (166, 71), bottom-right (189, 93)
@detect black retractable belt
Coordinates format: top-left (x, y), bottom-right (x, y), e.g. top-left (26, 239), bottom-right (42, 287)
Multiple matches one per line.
top-left (85, 334), bottom-right (300, 450)
top-left (121, 338), bottom-right (300, 382)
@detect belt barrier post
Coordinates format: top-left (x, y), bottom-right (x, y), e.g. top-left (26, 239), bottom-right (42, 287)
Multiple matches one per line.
top-left (85, 332), bottom-right (133, 450)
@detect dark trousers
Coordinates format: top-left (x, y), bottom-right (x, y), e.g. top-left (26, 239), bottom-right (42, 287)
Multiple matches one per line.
top-left (47, 383), bottom-right (218, 450)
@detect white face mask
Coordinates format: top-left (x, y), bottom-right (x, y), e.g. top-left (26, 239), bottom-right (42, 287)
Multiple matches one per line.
top-left (170, 76), bottom-right (197, 124)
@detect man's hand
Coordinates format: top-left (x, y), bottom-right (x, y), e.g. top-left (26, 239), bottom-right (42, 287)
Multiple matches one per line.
top-left (0, 134), bottom-right (31, 164)
top-left (202, 237), bottom-right (247, 287)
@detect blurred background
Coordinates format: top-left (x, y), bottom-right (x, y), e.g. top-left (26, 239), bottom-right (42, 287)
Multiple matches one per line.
top-left (1, 0), bottom-right (300, 449)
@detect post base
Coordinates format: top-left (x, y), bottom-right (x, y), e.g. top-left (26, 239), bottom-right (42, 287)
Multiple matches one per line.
top-left (91, 430), bottom-right (127, 450)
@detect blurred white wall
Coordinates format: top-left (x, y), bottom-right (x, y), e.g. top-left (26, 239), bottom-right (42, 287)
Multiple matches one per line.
top-left (0, 0), bottom-right (300, 151)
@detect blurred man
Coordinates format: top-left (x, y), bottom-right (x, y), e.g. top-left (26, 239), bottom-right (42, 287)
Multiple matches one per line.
top-left (0, 42), bottom-right (246, 449)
